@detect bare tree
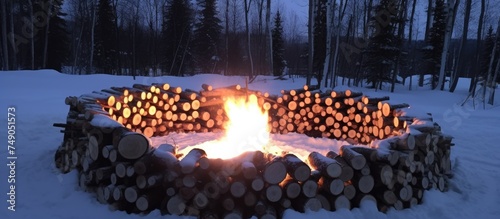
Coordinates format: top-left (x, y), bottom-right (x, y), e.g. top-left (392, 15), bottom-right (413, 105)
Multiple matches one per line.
top-left (329, 0), bottom-right (348, 88)
top-left (322, 0), bottom-right (334, 88)
top-left (468, 0), bottom-right (485, 95)
top-left (307, 0), bottom-right (315, 86)
top-left (449, 0), bottom-right (471, 92)
top-left (266, 0), bottom-right (272, 75)
top-left (437, 0), bottom-right (460, 90)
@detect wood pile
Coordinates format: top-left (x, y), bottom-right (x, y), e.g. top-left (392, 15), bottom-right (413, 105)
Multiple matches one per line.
top-left (53, 82), bottom-right (453, 218)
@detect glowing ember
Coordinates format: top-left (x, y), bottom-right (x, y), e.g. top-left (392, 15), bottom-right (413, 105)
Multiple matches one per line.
top-left (181, 94), bottom-right (270, 159)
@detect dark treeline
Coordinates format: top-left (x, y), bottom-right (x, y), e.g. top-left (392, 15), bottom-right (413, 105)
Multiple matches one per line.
top-left (0, 0), bottom-right (499, 96)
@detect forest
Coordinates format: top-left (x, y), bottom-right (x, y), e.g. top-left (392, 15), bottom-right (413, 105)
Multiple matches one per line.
top-left (0, 0), bottom-right (499, 95)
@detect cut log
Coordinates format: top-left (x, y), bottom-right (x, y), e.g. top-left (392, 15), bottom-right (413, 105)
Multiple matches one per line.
top-left (133, 149), bottom-right (178, 175)
top-left (124, 186), bottom-right (140, 203)
top-left (262, 157), bottom-right (287, 184)
top-left (292, 197), bottom-right (322, 212)
top-left (301, 179), bottom-right (319, 198)
top-left (353, 174), bottom-right (375, 194)
top-left (112, 127), bottom-right (149, 160)
top-left (179, 148), bottom-right (207, 174)
top-left (339, 146), bottom-right (367, 170)
top-left (229, 180), bottom-right (247, 198)
top-left (319, 177), bottom-right (344, 195)
top-left (307, 152), bottom-right (342, 178)
top-left (332, 195), bottom-right (351, 210)
top-left (166, 195), bottom-right (186, 215)
top-left (265, 184), bottom-right (283, 202)
top-left (283, 154), bottom-right (311, 182)
top-left (136, 192), bottom-right (164, 212)
top-left (280, 178), bottom-right (302, 199)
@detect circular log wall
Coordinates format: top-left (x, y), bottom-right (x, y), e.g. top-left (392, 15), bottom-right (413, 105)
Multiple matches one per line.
top-left (54, 83), bottom-right (453, 218)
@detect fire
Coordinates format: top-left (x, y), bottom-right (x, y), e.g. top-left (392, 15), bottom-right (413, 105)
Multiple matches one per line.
top-left (181, 94), bottom-right (271, 159)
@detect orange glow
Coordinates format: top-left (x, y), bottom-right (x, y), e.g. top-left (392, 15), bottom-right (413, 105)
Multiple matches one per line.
top-left (180, 94), bottom-right (270, 159)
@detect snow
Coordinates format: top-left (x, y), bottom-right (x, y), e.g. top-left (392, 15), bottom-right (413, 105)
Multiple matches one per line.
top-left (1, 70), bottom-right (500, 219)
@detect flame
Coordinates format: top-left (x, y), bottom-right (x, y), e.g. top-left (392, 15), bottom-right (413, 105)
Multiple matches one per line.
top-left (182, 94), bottom-right (270, 159)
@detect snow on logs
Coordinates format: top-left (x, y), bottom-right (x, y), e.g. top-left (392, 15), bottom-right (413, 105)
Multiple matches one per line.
top-left (54, 83), bottom-right (453, 217)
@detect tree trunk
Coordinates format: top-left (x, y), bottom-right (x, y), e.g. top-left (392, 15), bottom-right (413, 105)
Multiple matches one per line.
top-left (408, 0), bottom-right (418, 91)
top-left (424, 0), bottom-right (433, 41)
top-left (322, 0), bottom-right (334, 89)
top-left (89, 0), bottom-right (96, 73)
top-left (225, 0), bottom-right (229, 75)
top-left (112, 0), bottom-right (121, 75)
top-left (8, 0), bottom-right (16, 69)
top-left (421, 0), bottom-right (433, 87)
top-left (469, 0), bottom-right (485, 95)
top-left (1, 0), bottom-right (9, 70)
top-left (28, 0), bottom-right (35, 70)
top-left (487, 18), bottom-right (500, 105)
top-left (330, 0), bottom-right (347, 89)
top-left (307, 0), bottom-right (315, 86)
top-left (42, 0), bottom-right (54, 69)
top-left (437, 0), bottom-right (460, 90)
top-left (449, 0), bottom-right (471, 92)
top-left (244, 0), bottom-right (254, 81)
top-left (488, 54), bottom-right (500, 105)
top-left (266, 0), bottom-right (272, 76)
top-left (392, 0), bottom-right (408, 93)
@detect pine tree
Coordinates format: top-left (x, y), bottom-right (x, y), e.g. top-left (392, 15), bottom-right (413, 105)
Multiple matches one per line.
top-left (271, 10), bottom-right (285, 76)
top-left (192, 0), bottom-right (222, 73)
top-left (46, 1), bottom-right (69, 72)
top-left (162, 0), bottom-right (192, 76)
top-left (94, 0), bottom-right (116, 73)
top-left (481, 26), bottom-right (500, 81)
top-left (422, 0), bottom-right (446, 89)
top-left (362, 0), bottom-right (400, 89)
top-left (313, 0), bottom-right (327, 84)
top-left (33, 0), bottom-right (69, 72)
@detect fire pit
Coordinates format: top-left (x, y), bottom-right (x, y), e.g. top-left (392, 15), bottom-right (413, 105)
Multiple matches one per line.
top-left (54, 82), bottom-right (453, 218)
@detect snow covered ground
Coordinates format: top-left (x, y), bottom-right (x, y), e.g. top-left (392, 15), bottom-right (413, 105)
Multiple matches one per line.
top-left (0, 70), bottom-right (499, 219)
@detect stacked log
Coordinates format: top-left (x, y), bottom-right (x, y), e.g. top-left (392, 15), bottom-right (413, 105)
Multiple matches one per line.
top-left (54, 83), bottom-right (453, 217)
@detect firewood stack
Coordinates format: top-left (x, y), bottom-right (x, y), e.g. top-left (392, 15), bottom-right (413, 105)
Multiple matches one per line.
top-left (53, 82), bottom-right (454, 217)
